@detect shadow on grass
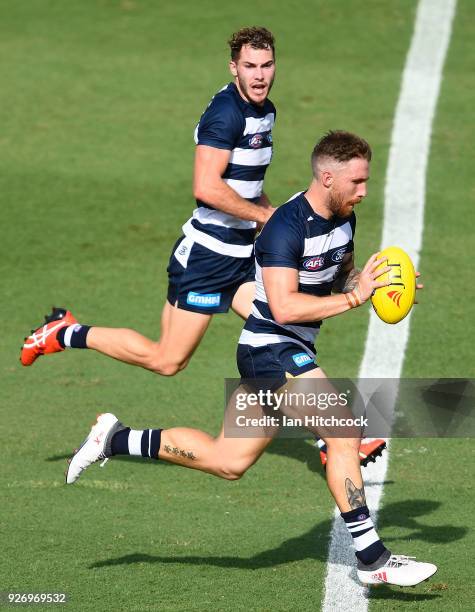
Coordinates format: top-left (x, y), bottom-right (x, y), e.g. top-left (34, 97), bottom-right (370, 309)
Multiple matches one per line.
top-left (265, 438), bottom-right (395, 487)
top-left (266, 438), bottom-right (325, 478)
top-left (379, 499), bottom-right (467, 544)
top-left (366, 586), bottom-right (441, 603)
top-left (90, 517), bottom-right (334, 570)
top-left (90, 499), bottom-right (466, 575)
top-left (45, 453), bottom-right (72, 462)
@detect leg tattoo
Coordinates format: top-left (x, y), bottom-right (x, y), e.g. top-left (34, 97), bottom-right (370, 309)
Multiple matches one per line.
top-left (164, 444), bottom-right (196, 460)
top-left (345, 478), bottom-right (366, 509)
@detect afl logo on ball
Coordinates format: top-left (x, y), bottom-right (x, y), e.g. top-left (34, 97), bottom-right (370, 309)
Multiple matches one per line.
top-left (303, 256), bottom-right (325, 270)
top-left (249, 134), bottom-right (263, 148)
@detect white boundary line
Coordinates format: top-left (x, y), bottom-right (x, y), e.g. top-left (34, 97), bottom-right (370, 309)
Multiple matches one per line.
top-left (321, 1), bottom-right (457, 609)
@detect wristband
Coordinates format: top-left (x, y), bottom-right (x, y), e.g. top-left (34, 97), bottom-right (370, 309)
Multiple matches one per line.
top-left (345, 289), bottom-right (362, 308)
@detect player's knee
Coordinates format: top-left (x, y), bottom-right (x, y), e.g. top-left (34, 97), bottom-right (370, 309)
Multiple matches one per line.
top-left (219, 468), bottom-right (244, 481)
top-left (217, 460), bottom-right (250, 481)
top-left (148, 352), bottom-right (189, 376)
top-left (325, 437), bottom-right (360, 456)
top-left (155, 361), bottom-right (184, 376)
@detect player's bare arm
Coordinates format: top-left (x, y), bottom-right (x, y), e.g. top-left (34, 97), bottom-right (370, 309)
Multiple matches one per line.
top-left (193, 144), bottom-right (275, 224)
top-left (332, 252), bottom-right (360, 293)
top-left (262, 253), bottom-right (390, 325)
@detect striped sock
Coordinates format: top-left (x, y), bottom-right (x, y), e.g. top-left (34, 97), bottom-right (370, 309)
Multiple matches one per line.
top-left (57, 324), bottom-right (91, 348)
top-left (315, 438), bottom-right (326, 451)
top-left (111, 428), bottom-right (162, 460)
top-left (341, 505), bottom-right (389, 565)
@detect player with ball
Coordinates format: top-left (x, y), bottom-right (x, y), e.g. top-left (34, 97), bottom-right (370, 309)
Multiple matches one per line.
top-left (65, 131), bottom-right (435, 588)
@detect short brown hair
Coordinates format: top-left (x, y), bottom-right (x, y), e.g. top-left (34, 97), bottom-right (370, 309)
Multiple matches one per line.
top-left (311, 131), bottom-right (372, 174)
top-left (228, 26), bottom-right (275, 61)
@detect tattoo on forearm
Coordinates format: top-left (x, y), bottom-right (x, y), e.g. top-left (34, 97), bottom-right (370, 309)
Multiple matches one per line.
top-left (333, 267), bottom-right (360, 293)
top-left (342, 268), bottom-right (360, 293)
top-left (164, 444), bottom-right (196, 460)
top-left (345, 478), bottom-right (366, 509)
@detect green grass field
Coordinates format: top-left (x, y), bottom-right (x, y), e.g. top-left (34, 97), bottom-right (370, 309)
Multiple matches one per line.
top-left (1, 1), bottom-right (474, 610)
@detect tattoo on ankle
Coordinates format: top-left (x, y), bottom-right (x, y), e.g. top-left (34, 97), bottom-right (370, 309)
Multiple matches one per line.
top-left (345, 478), bottom-right (366, 509)
top-left (164, 444), bottom-right (196, 460)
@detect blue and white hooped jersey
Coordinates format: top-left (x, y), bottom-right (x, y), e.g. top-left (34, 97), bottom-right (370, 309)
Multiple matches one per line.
top-left (182, 83), bottom-right (276, 259)
top-left (239, 192), bottom-right (356, 355)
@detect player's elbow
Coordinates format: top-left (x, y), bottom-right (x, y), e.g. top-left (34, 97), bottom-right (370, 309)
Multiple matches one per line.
top-left (192, 183), bottom-right (205, 201)
top-left (267, 292), bottom-right (302, 326)
top-left (193, 180), bottom-right (215, 203)
top-left (272, 306), bottom-right (297, 326)
top-left (273, 311), bottom-right (289, 325)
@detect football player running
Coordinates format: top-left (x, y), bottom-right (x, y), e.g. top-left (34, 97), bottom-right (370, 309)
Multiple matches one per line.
top-left (65, 131), bottom-right (435, 588)
top-left (20, 28), bottom-right (386, 469)
top-left (21, 26), bottom-right (276, 374)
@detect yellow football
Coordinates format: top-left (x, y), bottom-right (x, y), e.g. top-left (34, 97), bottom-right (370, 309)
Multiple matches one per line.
top-left (370, 246), bottom-right (416, 324)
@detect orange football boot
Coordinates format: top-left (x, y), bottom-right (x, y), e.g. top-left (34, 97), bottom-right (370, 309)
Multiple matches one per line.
top-left (319, 438), bottom-right (387, 468)
top-left (358, 438), bottom-right (387, 467)
top-left (20, 307), bottom-right (77, 366)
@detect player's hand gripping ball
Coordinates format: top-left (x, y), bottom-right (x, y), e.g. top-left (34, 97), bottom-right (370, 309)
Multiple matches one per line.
top-left (371, 246), bottom-right (416, 324)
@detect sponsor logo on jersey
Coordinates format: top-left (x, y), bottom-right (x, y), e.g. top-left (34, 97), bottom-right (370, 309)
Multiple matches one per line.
top-left (266, 132), bottom-right (273, 144)
top-left (331, 247), bottom-right (346, 263)
top-left (387, 290), bottom-right (403, 307)
top-left (249, 134), bottom-right (263, 148)
top-left (292, 353), bottom-right (314, 367)
top-left (178, 244), bottom-right (188, 257)
top-left (303, 256), bottom-right (325, 270)
top-left (186, 292), bottom-right (221, 308)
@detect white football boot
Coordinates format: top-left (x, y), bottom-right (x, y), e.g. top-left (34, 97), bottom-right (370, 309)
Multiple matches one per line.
top-left (357, 553), bottom-right (437, 587)
top-left (66, 413), bottom-right (126, 484)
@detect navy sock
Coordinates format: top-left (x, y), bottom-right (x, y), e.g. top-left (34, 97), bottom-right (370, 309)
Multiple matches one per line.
top-left (341, 505), bottom-right (389, 565)
top-left (111, 428), bottom-right (162, 460)
top-left (111, 428), bottom-right (131, 455)
top-left (57, 324), bottom-right (91, 349)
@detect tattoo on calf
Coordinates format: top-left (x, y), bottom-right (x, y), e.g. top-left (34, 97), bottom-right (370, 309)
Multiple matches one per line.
top-left (345, 478), bottom-right (366, 509)
top-left (164, 444), bottom-right (196, 460)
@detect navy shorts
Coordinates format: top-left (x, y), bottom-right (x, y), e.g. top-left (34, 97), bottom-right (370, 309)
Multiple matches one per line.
top-left (167, 235), bottom-right (255, 314)
top-left (236, 342), bottom-right (319, 391)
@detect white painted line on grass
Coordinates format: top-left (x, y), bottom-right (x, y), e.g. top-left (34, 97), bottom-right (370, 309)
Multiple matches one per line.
top-left (321, 1), bottom-right (457, 609)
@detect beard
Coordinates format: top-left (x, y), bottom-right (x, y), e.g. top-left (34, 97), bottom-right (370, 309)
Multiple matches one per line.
top-left (328, 190), bottom-right (354, 218)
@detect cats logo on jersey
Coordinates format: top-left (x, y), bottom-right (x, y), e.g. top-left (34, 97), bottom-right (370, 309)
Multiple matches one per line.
top-left (371, 246), bottom-right (416, 324)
